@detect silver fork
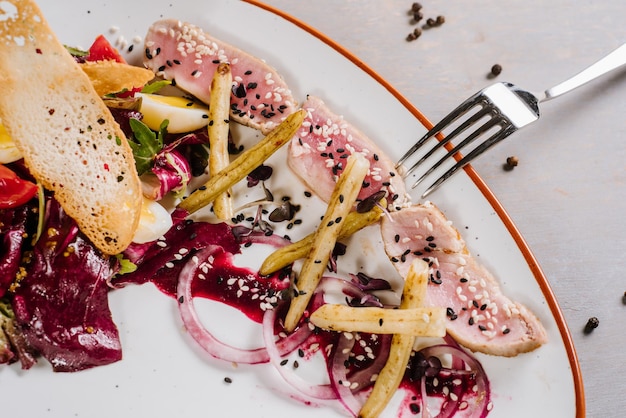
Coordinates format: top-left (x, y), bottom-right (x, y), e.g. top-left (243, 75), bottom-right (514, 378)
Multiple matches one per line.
top-left (397, 42), bottom-right (626, 198)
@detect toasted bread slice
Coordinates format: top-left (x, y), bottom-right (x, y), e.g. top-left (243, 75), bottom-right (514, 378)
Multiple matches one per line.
top-left (0, 0), bottom-right (142, 254)
top-left (80, 60), bottom-right (155, 97)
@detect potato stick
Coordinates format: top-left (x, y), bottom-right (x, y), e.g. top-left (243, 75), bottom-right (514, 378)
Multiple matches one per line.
top-left (310, 304), bottom-right (445, 336)
top-left (358, 259), bottom-right (430, 418)
top-left (284, 153), bottom-right (370, 332)
top-left (208, 63), bottom-right (233, 220)
top-left (178, 109), bottom-right (306, 214)
top-left (259, 203), bottom-right (383, 275)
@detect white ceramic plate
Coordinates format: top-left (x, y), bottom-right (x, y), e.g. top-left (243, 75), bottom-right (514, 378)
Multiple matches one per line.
top-left (2, 0), bottom-right (583, 417)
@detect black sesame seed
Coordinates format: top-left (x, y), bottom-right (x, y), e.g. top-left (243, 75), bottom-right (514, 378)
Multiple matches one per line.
top-left (224, 377), bottom-right (232, 384)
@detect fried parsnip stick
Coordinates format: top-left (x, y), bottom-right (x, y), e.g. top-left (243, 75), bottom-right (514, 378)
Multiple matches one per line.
top-left (208, 63), bottom-right (233, 220)
top-left (259, 203), bottom-right (384, 275)
top-left (178, 109), bottom-right (306, 214)
top-left (358, 259), bottom-right (433, 418)
top-left (310, 304), bottom-right (445, 336)
top-left (284, 153), bottom-right (370, 332)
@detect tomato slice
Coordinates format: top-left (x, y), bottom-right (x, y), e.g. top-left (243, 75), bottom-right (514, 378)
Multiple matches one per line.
top-left (0, 165), bottom-right (38, 209)
top-left (86, 34), bottom-right (126, 64)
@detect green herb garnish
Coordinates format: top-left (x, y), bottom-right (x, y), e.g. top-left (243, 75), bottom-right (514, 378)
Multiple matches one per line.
top-left (141, 80), bottom-right (172, 94)
top-left (128, 119), bottom-right (168, 175)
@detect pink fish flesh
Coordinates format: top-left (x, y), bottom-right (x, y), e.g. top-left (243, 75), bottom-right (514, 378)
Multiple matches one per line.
top-left (143, 19), bottom-right (298, 134)
top-left (381, 203), bottom-right (548, 357)
top-left (288, 95), bottom-right (407, 206)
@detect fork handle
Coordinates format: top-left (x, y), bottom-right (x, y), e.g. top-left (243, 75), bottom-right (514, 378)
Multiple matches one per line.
top-left (542, 43), bottom-right (626, 101)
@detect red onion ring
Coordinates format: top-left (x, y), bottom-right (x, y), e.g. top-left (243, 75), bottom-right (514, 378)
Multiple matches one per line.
top-left (327, 332), bottom-right (362, 417)
top-left (418, 342), bottom-right (492, 418)
top-left (262, 306), bottom-right (338, 401)
top-left (177, 246), bottom-right (310, 364)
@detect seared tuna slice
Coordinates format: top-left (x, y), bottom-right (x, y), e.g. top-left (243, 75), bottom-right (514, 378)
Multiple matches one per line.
top-left (288, 95), bottom-right (407, 206)
top-left (143, 19), bottom-right (298, 134)
top-left (381, 203), bottom-right (547, 357)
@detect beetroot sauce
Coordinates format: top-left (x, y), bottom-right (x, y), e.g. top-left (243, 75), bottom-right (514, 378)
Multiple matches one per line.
top-left (119, 219), bottom-right (489, 417)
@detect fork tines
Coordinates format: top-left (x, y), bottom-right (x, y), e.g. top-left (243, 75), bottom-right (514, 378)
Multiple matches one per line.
top-left (397, 88), bottom-right (515, 198)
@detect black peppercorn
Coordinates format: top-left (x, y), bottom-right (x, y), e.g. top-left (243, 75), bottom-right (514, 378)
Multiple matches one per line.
top-left (584, 316), bottom-right (599, 333)
top-left (411, 2), bottom-right (422, 12)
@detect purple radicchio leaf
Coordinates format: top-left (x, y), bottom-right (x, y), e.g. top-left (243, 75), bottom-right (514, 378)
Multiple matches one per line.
top-left (141, 148), bottom-right (192, 200)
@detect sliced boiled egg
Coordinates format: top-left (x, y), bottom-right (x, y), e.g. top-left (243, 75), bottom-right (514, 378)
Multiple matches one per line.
top-left (0, 120), bottom-right (23, 164)
top-left (132, 196), bottom-right (173, 244)
top-left (136, 92), bottom-right (209, 134)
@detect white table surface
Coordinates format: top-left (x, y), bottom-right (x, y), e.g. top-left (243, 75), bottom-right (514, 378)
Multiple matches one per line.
top-left (260, 1), bottom-right (626, 417)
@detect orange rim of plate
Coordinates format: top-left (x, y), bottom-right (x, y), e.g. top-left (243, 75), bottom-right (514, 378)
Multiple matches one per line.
top-left (243, 1), bottom-right (585, 416)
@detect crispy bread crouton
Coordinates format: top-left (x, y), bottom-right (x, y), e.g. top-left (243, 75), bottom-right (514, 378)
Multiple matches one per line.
top-left (0, 0), bottom-right (142, 254)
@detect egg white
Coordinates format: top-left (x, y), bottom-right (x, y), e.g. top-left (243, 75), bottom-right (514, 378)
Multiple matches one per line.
top-left (136, 93), bottom-right (209, 134)
top-left (132, 196), bottom-right (174, 244)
